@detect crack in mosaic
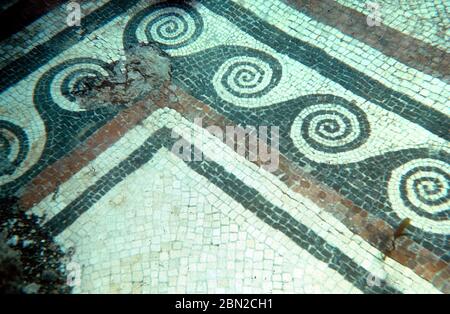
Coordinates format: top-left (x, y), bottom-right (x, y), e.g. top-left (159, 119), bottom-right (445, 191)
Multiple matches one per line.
top-left (0, 0), bottom-right (448, 294)
top-left (120, 1), bottom-right (449, 260)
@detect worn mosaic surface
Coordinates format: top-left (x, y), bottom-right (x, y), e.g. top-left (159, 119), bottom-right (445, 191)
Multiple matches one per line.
top-left (0, 0), bottom-right (449, 293)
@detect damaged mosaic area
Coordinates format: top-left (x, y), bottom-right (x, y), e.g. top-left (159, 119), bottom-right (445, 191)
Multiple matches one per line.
top-left (0, 0), bottom-right (449, 294)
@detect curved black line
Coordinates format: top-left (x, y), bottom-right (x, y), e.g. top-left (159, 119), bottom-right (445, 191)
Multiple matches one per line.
top-left (0, 120), bottom-right (29, 176)
top-left (44, 127), bottom-right (400, 294)
top-left (0, 0), bottom-right (141, 94)
top-left (123, 1), bottom-right (203, 50)
top-left (399, 166), bottom-right (450, 221)
top-left (201, 0), bottom-right (450, 141)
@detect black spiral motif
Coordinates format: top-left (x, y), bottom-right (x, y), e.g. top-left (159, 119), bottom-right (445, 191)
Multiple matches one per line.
top-left (213, 51), bottom-right (282, 99)
top-left (387, 157), bottom-right (449, 233)
top-left (292, 99), bottom-right (370, 153)
top-left (0, 120), bottom-right (29, 177)
top-left (398, 161), bottom-right (449, 221)
top-left (123, 2), bottom-right (203, 50)
top-left (35, 58), bottom-right (113, 112)
top-left (61, 68), bottom-right (104, 103)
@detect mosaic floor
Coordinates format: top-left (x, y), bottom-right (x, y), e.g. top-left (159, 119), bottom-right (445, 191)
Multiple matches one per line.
top-left (0, 0), bottom-right (449, 293)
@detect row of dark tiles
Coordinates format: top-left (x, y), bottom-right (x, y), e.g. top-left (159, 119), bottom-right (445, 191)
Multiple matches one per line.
top-left (169, 45), bottom-right (449, 262)
top-left (44, 127), bottom-right (400, 294)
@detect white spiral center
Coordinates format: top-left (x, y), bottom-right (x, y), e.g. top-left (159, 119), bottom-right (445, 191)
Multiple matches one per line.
top-left (137, 7), bottom-right (196, 47)
top-left (214, 56), bottom-right (273, 97)
top-left (295, 104), bottom-right (361, 149)
top-left (388, 158), bottom-right (450, 234)
top-left (50, 63), bottom-right (109, 112)
top-left (405, 167), bottom-right (449, 214)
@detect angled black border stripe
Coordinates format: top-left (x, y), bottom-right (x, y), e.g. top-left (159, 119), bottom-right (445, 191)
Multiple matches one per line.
top-left (169, 48), bottom-right (449, 261)
top-left (43, 127), bottom-right (168, 236)
top-left (200, 0), bottom-right (450, 141)
top-left (0, 0), bottom-right (140, 93)
top-left (44, 127), bottom-right (399, 294)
